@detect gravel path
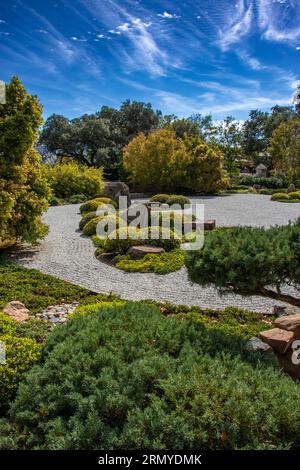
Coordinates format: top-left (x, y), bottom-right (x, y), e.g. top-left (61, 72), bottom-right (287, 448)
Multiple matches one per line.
top-left (10, 194), bottom-right (300, 313)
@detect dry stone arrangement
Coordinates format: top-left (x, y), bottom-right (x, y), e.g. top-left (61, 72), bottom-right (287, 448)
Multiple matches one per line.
top-left (251, 307), bottom-right (300, 379)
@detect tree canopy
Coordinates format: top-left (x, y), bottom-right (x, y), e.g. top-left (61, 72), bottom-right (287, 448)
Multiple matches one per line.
top-left (0, 76), bottom-right (50, 244)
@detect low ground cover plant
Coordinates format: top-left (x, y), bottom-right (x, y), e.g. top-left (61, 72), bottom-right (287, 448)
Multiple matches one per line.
top-left (0, 259), bottom-right (119, 313)
top-left (114, 249), bottom-right (185, 274)
top-left (1, 302), bottom-right (300, 450)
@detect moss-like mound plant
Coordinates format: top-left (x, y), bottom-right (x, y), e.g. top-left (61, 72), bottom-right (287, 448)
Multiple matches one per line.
top-left (80, 197), bottom-right (117, 214)
top-left (149, 194), bottom-right (170, 203)
top-left (271, 193), bottom-right (300, 202)
top-left (79, 212), bottom-right (97, 231)
top-left (114, 249), bottom-right (185, 274)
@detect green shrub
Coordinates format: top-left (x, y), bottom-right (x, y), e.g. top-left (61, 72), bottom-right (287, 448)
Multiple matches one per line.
top-left (83, 214), bottom-right (120, 237)
top-left (239, 176), bottom-right (284, 189)
top-left (185, 220), bottom-right (300, 306)
top-left (80, 197), bottom-right (117, 214)
top-left (166, 195), bottom-right (191, 208)
top-left (44, 162), bottom-right (104, 199)
top-left (2, 303), bottom-right (300, 450)
top-left (149, 194), bottom-right (170, 203)
top-left (68, 194), bottom-right (89, 204)
top-left (114, 249), bottom-right (185, 274)
top-left (0, 314), bottom-right (41, 413)
top-left (79, 212), bottom-right (97, 231)
top-left (258, 188), bottom-right (273, 195)
top-left (149, 194), bottom-right (191, 208)
top-left (49, 195), bottom-right (62, 206)
top-left (288, 191), bottom-right (300, 200)
top-left (271, 193), bottom-right (291, 201)
top-left (103, 226), bottom-right (181, 254)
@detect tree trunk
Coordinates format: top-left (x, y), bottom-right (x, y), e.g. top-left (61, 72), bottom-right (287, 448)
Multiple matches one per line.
top-left (258, 286), bottom-right (300, 307)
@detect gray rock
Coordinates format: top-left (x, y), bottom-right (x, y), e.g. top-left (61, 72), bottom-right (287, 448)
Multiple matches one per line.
top-left (246, 336), bottom-right (273, 353)
top-left (104, 181), bottom-right (131, 206)
top-left (288, 184), bottom-right (296, 193)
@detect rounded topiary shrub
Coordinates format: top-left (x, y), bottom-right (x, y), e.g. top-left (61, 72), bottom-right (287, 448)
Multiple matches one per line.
top-left (79, 212), bottom-right (97, 231)
top-left (288, 192), bottom-right (300, 201)
top-left (83, 214), bottom-right (120, 237)
top-left (104, 226), bottom-right (180, 254)
top-left (271, 193), bottom-right (290, 201)
top-left (2, 303), bottom-right (300, 450)
top-left (80, 197), bottom-right (117, 214)
top-left (149, 194), bottom-right (170, 203)
top-left (166, 195), bottom-right (191, 208)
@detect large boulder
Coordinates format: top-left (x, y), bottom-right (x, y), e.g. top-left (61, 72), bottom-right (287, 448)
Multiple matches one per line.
top-left (259, 328), bottom-right (294, 354)
top-left (274, 314), bottom-right (300, 337)
top-left (104, 181), bottom-right (131, 207)
top-left (127, 245), bottom-right (165, 259)
top-left (3, 301), bottom-right (30, 322)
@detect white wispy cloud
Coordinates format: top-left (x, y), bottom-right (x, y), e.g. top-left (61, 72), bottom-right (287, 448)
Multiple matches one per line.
top-left (257, 0), bottom-right (300, 44)
top-left (217, 0), bottom-right (253, 51)
top-left (119, 77), bottom-right (292, 118)
top-left (70, 36), bottom-right (87, 42)
top-left (0, 19), bottom-right (6, 24)
top-left (237, 49), bottom-right (266, 70)
top-left (157, 12), bottom-right (180, 19)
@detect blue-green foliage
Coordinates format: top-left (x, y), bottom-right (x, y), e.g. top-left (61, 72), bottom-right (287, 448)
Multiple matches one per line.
top-left (1, 302), bottom-right (300, 450)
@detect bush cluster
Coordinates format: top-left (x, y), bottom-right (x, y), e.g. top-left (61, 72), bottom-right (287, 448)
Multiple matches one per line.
top-left (123, 130), bottom-right (227, 193)
top-left (44, 162), bottom-right (104, 199)
top-left (2, 302), bottom-right (300, 450)
top-left (271, 192), bottom-right (300, 203)
top-left (238, 176), bottom-right (285, 189)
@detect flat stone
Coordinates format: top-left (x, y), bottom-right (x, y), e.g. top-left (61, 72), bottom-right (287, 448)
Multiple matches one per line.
top-left (127, 245), bottom-right (165, 259)
top-left (3, 301), bottom-right (30, 322)
top-left (274, 314), bottom-right (300, 337)
top-left (246, 336), bottom-right (273, 353)
top-left (259, 328), bottom-right (294, 354)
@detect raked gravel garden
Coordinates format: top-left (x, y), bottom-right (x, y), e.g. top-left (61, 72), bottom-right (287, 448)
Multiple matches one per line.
top-left (9, 193), bottom-right (300, 313)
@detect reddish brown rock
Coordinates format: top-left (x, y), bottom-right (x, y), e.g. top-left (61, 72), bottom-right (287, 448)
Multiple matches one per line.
top-left (259, 328), bottom-right (294, 354)
top-left (3, 301), bottom-right (30, 322)
top-left (277, 350), bottom-right (300, 380)
top-left (127, 245), bottom-right (165, 259)
top-left (274, 314), bottom-right (300, 337)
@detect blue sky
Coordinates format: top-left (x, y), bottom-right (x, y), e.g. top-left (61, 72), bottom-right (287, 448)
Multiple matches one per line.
top-left (0, 0), bottom-right (299, 120)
